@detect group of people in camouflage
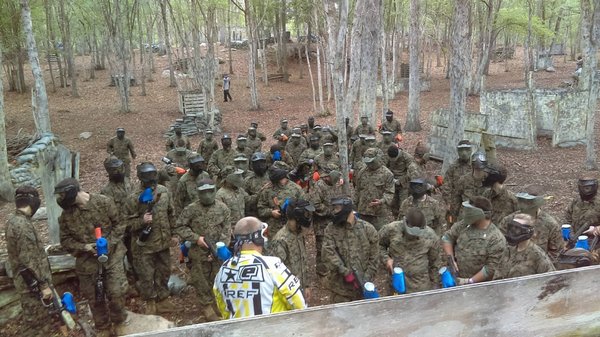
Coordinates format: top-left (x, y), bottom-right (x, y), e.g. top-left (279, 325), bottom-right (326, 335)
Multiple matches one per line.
top-left (6, 110), bottom-right (600, 334)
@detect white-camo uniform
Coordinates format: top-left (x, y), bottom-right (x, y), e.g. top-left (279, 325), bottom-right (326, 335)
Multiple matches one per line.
top-left (213, 249), bottom-right (307, 319)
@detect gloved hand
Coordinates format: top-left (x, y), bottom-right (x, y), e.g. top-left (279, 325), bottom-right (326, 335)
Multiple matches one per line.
top-left (456, 277), bottom-right (473, 286)
top-left (41, 286), bottom-right (53, 300)
top-left (83, 243), bottom-right (96, 253)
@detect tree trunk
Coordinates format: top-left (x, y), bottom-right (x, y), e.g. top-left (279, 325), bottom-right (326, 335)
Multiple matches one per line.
top-left (43, 0), bottom-right (56, 92)
top-left (443, 0), bottom-right (471, 173)
top-left (306, 27), bottom-right (318, 113)
top-left (228, 0), bottom-right (233, 74)
top-left (380, 5), bottom-right (389, 114)
top-left (245, 0), bottom-right (260, 110)
top-left (0, 47), bottom-right (15, 202)
top-left (581, 0), bottom-right (599, 170)
top-left (58, 0), bottom-right (78, 98)
top-left (315, 38), bottom-right (325, 114)
top-left (21, 0), bottom-right (52, 135)
top-left (160, 0), bottom-right (176, 87)
top-left (139, 5), bottom-right (147, 96)
top-left (406, 0), bottom-right (422, 131)
top-left (357, 0), bottom-right (381, 124)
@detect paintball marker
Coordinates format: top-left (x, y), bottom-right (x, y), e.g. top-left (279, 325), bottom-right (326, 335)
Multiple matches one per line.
top-left (95, 226), bottom-right (107, 304)
top-left (442, 255), bottom-right (458, 288)
top-left (138, 189), bottom-right (162, 245)
top-left (18, 267), bottom-right (77, 330)
top-left (203, 237), bottom-right (232, 261)
top-left (567, 223), bottom-right (592, 250)
top-left (161, 157), bottom-right (187, 175)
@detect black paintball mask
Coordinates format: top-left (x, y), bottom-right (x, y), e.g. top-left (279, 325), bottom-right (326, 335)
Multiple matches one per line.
top-left (174, 126), bottom-right (182, 136)
top-left (409, 178), bottom-right (428, 199)
top-left (104, 157), bottom-right (125, 183)
top-left (221, 135), bottom-right (232, 149)
top-left (578, 178), bottom-right (598, 201)
top-left (54, 178), bottom-right (80, 209)
top-left (331, 197), bottom-right (353, 226)
top-left (15, 186), bottom-right (41, 216)
top-left (505, 219), bottom-right (534, 246)
top-left (309, 136), bottom-right (320, 150)
top-left (116, 128), bottom-right (125, 140)
top-left (385, 110), bottom-right (393, 122)
top-left (234, 222), bottom-right (269, 249)
top-left (251, 152), bottom-right (268, 176)
top-left (287, 199), bottom-right (315, 231)
top-left (188, 155), bottom-right (206, 176)
top-left (482, 164), bottom-right (507, 188)
top-left (137, 162), bottom-right (158, 188)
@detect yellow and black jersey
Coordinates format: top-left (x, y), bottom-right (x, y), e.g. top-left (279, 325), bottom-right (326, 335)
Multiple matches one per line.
top-left (213, 250), bottom-right (307, 319)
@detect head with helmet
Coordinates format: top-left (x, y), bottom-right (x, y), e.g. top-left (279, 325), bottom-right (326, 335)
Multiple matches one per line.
top-left (381, 130), bottom-right (393, 143)
top-left (462, 196), bottom-right (492, 228)
top-left (137, 162), bottom-right (158, 188)
top-left (309, 135), bottom-right (320, 150)
top-left (578, 176), bottom-right (598, 201)
top-left (197, 178), bottom-right (217, 206)
top-left (205, 129), bottom-right (214, 141)
top-left (104, 155), bottom-right (125, 183)
top-left (409, 178), bottom-right (429, 200)
top-left (221, 133), bottom-right (232, 149)
top-left (404, 208), bottom-right (427, 240)
top-left (116, 127), bottom-right (125, 139)
top-left (414, 142), bottom-right (429, 165)
top-left (280, 118), bottom-right (289, 129)
top-left (173, 125), bottom-right (182, 136)
top-left (232, 217), bottom-right (269, 257)
top-left (482, 162), bottom-right (507, 189)
top-left (188, 153), bottom-right (206, 176)
top-left (285, 198), bottom-right (316, 233)
top-left (236, 135), bottom-right (247, 150)
top-left (221, 166), bottom-right (245, 190)
top-left (457, 140), bottom-right (473, 163)
top-left (471, 151), bottom-right (488, 181)
top-left (290, 132), bottom-right (302, 145)
top-left (364, 135), bottom-right (376, 148)
top-left (321, 167), bottom-right (342, 186)
top-left (234, 153), bottom-right (248, 172)
top-left (385, 110), bottom-right (394, 122)
top-left (251, 152), bottom-right (268, 176)
top-left (247, 126), bottom-right (257, 138)
top-left (505, 213), bottom-right (535, 247)
top-left (54, 178), bottom-right (81, 210)
top-left (516, 185), bottom-right (545, 217)
top-left (360, 116), bottom-right (369, 126)
top-left (363, 148), bottom-right (381, 171)
top-left (331, 196), bottom-right (354, 226)
top-left (268, 167), bottom-right (289, 187)
top-left (15, 185), bottom-right (41, 216)
top-left (323, 142), bottom-right (334, 157)
top-left (308, 116), bottom-right (315, 129)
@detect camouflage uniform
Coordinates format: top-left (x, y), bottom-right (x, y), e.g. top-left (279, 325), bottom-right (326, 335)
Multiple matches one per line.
top-left (215, 185), bottom-right (247, 226)
top-left (208, 148), bottom-right (237, 178)
top-left (270, 225), bottom-right (309, 291)
top-left (175, 170), bottom-right (211, 213)
top-left (399, 195), bottom-right (446, 235)
top-left (498, 211), bottom-right (564, 261)
top-left (273, 127), bottom-right (292, 148)
top-left (378, 220), bottom-right (440, 293)
top-left (257, 181), bottom-right (305, 235)
top-left (174, 200), bottom-right (231, 305)
top-left (494, 242), bottom-right (555, 279)
top-left (314, 153), bottom-right (341, 173)
top-left (349, 139), bottom-right (367, 168)
top-left (386, 149), bottom-right (421, 212)
top-left (483, 187), bottom-right (518, 225)
top-left (354, 164), bottom-right (395, 230)
top-left (442, 161), bottom-right (471, 209)
top-left (246, 135), bottom-right (263, 153)
top-left (165, 148), bottom-right (194, 169)
top-left (377, 140), bottom-right (395, 154)
top-left (308, 179), bottom-right (344, 270)
top-left (286, 141), bottom-right (308, 166)
top-left (380, 118), bottom-right (402, 138)
top-left (442, 221), bottom-right (506, 279)
top-left (451, 174), bottom-right (488, 218)
top-left (299, 147), bottom-right (323, 165)
top-left (158, 165), bottom-right (182, 195)
top-left (564, 195), bottom-right (600, 233)
top-left (165, 134), bottom-right (191, 151)
top-left (107, 136), bottom-right (136, 177)
top-left (244, 172), bottom-right (270, 217)
top-left (322, 218), bottom-right (380, 303)
top-left (6, 210), bottom-right (60, 336)
top-left (354, 124), bottom-right (375, 136)
top-left (59, 194), bottom-right (128, 330)
top-left (197, 138), bottom-right (219, 163)
top-left (235, 146), bottom-right (253, 159)
top-left (124, 184), bottom-right (174, 303)
top-left (267, 151), bottom-right (295, 168)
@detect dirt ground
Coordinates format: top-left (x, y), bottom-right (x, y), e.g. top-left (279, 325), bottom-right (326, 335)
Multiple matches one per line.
top-left (0, 44), bottom-right (595, 334)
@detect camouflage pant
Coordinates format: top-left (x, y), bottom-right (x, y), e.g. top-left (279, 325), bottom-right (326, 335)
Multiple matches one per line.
top-left (19, 292), bottom-right (60, 336)
top-left (392, 184), bottom-right (408, 217)
top-left (77, 261), bottom-right (128, 330)
top-left (122, 160), bottom-right (132, 178)
top-left (190, 259), bottom-right (220, 305)
top-left (313, 217), bottom-right (328, 267)
top-left (134, 248), bottom-right (171, 301)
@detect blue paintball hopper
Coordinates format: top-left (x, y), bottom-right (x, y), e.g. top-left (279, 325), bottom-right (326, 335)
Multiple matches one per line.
top-left (562, 224), bottom-right (572, 241)
top-left (363, 282), bottom-right (380, 299)
top-left (440, 267), bottom-right (456, 288)
top-left (139, 187), bottom-right (154, 204)
top-left (216, 242), bottom-right (232, 261)
top-left (281, 198), bottom-right (291, 213)
top-left (575, 235), bottom-right (590, 250)
top-left (273, 150), bottom-right (282, 161)
top-left (392, 267), bottom-right (406, 294)
top-left (96, 237), bottom-right (109, 263)
top-left (61, 292), bottom-right (77, 314)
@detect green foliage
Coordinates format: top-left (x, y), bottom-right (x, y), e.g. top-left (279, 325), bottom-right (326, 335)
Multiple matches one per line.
top-left (495, 7), bottom-right (555, 40)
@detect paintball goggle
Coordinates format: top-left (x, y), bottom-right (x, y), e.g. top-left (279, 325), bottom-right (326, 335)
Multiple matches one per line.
top-left (234, 222), bottom-right (269, 247)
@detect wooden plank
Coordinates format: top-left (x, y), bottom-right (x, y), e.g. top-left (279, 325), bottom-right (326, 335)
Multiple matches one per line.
top-left (128, 266), bottom-right (600, 337)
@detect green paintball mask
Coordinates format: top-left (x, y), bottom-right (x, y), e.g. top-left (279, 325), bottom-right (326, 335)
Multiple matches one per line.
top-left (516, 192), bottom-right (545, 216)
top-left (226, 169), bottom-right (245, 189)
top-left (462, 201), bottom-right (489, 225)
top-left (197, 180), bottom-right (216, 205)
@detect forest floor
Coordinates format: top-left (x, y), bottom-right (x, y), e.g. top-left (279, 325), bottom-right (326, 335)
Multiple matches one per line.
top-left (0, 45), bottom-right (595, 334)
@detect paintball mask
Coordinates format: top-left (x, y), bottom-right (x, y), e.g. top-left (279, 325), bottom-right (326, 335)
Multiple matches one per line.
top-left (516, 192), bottom-right (545, 216)
top-left (251, 152), bottom-right (268, 176)
top-left (15, 186), bottom-right (41, 216)
top-left (137, 162), bottom-right (158, 187)
top-left (221, 134), bottom-right (232, 149)
top-left (505, 219), bottom-right (534, 246)
top-left (197, 179), bottom-right (216, 206)
top-left (385, 110), bottom-right (393, 122)
top-left (309, 136), bottom-right (320, 150)
top-left (457, 141), bottom-right (472, 163)
top-left (225, 168), bottom-right (245, 189)
top-left (174, 126), bottom-right (182, 136)
top-left (331, 197), bottom-right (354, 226)
top-left (234, 155), bottom-right (249, 172)
top-left (116, 128), bottom-right (125, 139)
top-left (462, 201), bottom-right (490, 226)
top-left (409, 178), bottom-right (429, 199)
top-left (578, 178), bottom-right (598, 201)
top-left (482, 163), bottom-right (507, 188)
top-left (323, 143), bottom-right (334, 156)
top-left (363, 148), bottom-right (380, 170)
top-left (205, 130), bottom-right (214, 141)
top-left (286, 199), bottom-right (315, 230)
top-left (188, 154), bottom-right (206, 176)
top-left (104, 156), bottom-right (125, 183)
top-left (54, 178), bottom-right (80, 209)
top-left (269, 168), bottom-right (289, 185)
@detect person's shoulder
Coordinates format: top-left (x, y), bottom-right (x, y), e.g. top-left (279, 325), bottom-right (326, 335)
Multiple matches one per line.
top-left (380, 220), bottom-right (402, 233)
top-left (538, 211), bottom-right (559, 225)
top-left (357, 218), bottom-right (377, 232)
top-left (528, 242), bottom-right (548, 256)
top-left (214, 199), bottom-right (229, 210)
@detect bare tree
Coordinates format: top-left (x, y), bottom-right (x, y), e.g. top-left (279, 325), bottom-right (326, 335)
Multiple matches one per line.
top-left (0, 47), bottom-right (14, 201)
top-left (20, 0), bottom-right (52, 135)
top-left (405, 0), bottom-right (422, 131)
top-left (581, 0), bottom-right (599, 170)
top-left (241, 0), bottom-right (260, 110)
top-left (160, 0), bottom-right (176, 87)
top-left (57, 0), bottom-right (79, 97)
top-left (442, 0), bottom-right (471, 172)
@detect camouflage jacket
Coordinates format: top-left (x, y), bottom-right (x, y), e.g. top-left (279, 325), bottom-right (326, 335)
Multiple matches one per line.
top-left (6, 211), bottom-right (53, 293)
top-left (208, 148), bottom-right (237, 177)
top-left (175, 170), bottom-right (211, 213)
top-left (285, 142), bottom-right (307, 166)
top-left (378, 220), bottom-right (440, 293)
top-left (235, 147), bottom-right (253, 159)
top-left (399, 195), bottom-right (447, 235)
top-left (564, 195), bottom-right (600, 233)
top-left (442, 221), bottom-right (506, 279)
top-left (100, 181), bottom-right (132, 213)
top-left (380, 119), bottom-right (402, 137)
top-left (308, 179), bottom-right (344, 231)
top-left (107, 137), bottom-right (136, 162)
top-left (257, 181), bottom-right (305, 235)
top-left (498, 210), bottom-right (564, 260)
top-left (494, 242), bottom-right (555, 279)
top-left (299, 148), bottom-right (323, 164)
top-left (377, 141), bottom-right (395, 154)
top-left (166, 148), bottom-right (194, 169)
top-left (354, 165), bottom-right (395, 216)
top-left (483, 186), bottom-right (518, 225)
top-left (354, 124), bottom-right (375, 136)
top-left (124, 184), bottom-right (174, 254)
top-left (215, 186), bottom-right (247, 225)
top-left (451, 174), bottom-right (488, 216)
top-left (314, 153), bottom-right (341, 173)
top-left (244, 172), bottom-right (270, 217)
top-left (270, 225), bottom-right (309, 290)
top-left (442, 161), bottom-right (471, 206)
top-left (197, 139), bottom-right (219, 162)
top-left (246, 135), bottom-right (263, 153)
top-left (349, 140), bottom-right (366, 167)
top-left (386, 150), bottom-right (420, 187)
top-left (174, 200), bottom-right (231, 262)
top-left (273, 128), bottom-right (292, 148)
top-left (322, 218), bottom-right (380, 297)
top-left (166, 134), bottom-right (191, 151)
top-left (59, 194), bottom-right (126, 274)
